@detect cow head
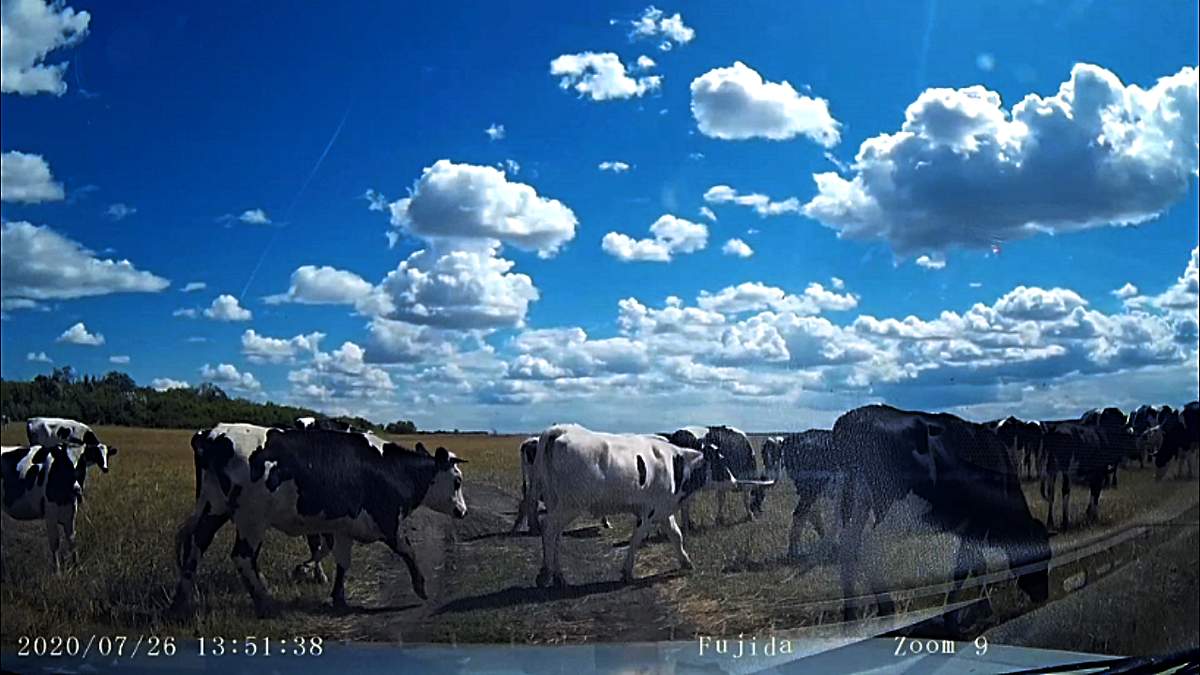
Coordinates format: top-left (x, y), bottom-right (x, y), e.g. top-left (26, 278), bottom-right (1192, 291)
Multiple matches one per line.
top-left (761, 437), bottom-right (784, 482)
top-left (672, 448), bottom-right (708, 499)
top-left (423, 447), bottom-right (468, 520)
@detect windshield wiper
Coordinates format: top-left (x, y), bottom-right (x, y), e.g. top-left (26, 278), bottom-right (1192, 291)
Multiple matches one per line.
top-left (998, 646), bottom-right (1198, 675)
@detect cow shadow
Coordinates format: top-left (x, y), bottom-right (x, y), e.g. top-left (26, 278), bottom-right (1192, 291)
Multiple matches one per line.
top-left (435, 573), bottom-right (683, 615)
top-left (463, 525), bottom-right (606, 544)
top-left (324, 601), bottom-right (424, 616)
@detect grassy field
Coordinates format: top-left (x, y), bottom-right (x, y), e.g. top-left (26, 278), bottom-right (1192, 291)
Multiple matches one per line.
top-left (2, 425), bottom-right (1196, 648)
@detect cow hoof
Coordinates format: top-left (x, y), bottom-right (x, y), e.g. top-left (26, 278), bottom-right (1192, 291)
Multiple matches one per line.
top-left (536, 568), bottom-right (553, 588)
top-left (413, 582), bottom-right (428, 600)
top-left (680, 559), bottom-right (695, 572)
top-left (621, 572), bottom-right (635, 584)
top-left (164, 597), bottom-right (193, 622)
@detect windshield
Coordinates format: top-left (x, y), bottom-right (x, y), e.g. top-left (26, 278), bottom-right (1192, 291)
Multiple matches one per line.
top-left (1, 1), bottom-right (1197, 674)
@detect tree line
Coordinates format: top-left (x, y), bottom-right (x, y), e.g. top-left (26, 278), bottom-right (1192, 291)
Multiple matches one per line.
top-left (0, 367), bottom-right (418, 434)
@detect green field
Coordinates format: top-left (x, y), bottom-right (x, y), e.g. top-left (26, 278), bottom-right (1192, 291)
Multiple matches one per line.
top-left (2, 425), bottom-right (1196, 646)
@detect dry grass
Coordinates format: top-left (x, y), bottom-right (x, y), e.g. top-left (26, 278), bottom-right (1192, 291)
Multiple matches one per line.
top-left (2, 427), bottom-right (1195, 646)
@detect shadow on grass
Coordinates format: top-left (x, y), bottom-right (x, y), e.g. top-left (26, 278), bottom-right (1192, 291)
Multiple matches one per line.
top-left (434, 571), bottom-right (687, 615)
top-left (462, 525), bottom-right (606, 543)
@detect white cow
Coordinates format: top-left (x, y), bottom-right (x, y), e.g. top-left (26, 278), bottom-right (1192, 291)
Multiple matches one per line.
top-left (512, 436), bottom-right (610, 535)
top-left (531, 424), bottom-right (771, 588)
top-left (26, 417), bottom-right (115, 471)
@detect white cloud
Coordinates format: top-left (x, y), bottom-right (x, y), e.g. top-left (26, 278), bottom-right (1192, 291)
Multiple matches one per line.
top-left (173, 307), bottom-right (198, 318)
top-left (722, 238), bottom-right (753, 257)
top-left (802, 64), bottom-right (1200, 260)
top-left (1151, 247), bottom-right (1198, 311)
top-left (241, 329), bottom-right (324, 364)
top-left (203, 294), bottom-right (252, 321)
top-left (629, 6), bottom-right (694, 48)
top-left (181, 281), bottom-right (206, 293)
top-left (288, 340), bottom-right (397, 402)
top-left (151, 377), bottom-right (189, 391)
top-left (1, 222), bottom-right (169, 301)
top-left (994, 286), bottom-right (1088, 321)
top-left (916, 255), bottom-right (946, 270)
top-left (485, 123), bottom-right (506, 141)
top-left (599, 161), bottom-right (631, 173)
top-left (386, 160), bottom-right (577, 257)
top-left (703, 184), bottom-right (801, 217)
top-left (550, 52), bottom-right (662, 101)
top-left (379, 244), bottom-right (539, 329)
top-left (364, 189), bottom-right (388, 211)
top-left (109, 355), bottom-right (130, 364)
top-left (199, 363), bottom-right (261, 393)
top-left (26, 351), bottom-right (51, 363)
top-left (690, 62), bottom-right (841, 145)
top-left (1, 0), bottom-right (90, 96)
top-left (1112, 282), bottom-right (1139, 299)
top-left (104, 203), bottom-right (136, 220)
top-left (1, 151), bottom-right (64, 202)
top-left (602, 214), bottom-right (707, 262)
top-left (56, 322), bottom-right (104, 346)
top-left (264, 265), bottom-right (394, 316)
top-left (632, 55), bottom-right (656, 71)
top-left (238, 208), bottom-right (270, 225)
top-left (504, 159), bottom-right (520, 175)
top-left (697, 282), bottom-right (858, 316)
top-left (364, 317), bottom-right (461, 364)
top-left (698, 206), bottom-right (716, 222)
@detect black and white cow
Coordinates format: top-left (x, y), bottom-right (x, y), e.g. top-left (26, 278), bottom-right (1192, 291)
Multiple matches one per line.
top-left (761, 430), bottom-right (840, 560)
top-left (2, 440), bottom-right (111, 575)
top-left (295, 417), bottom-right (353, 432)
top-left (26, 417), bottom-right (116, 472)
top-left (831, 405), bottom-right (1051, 626)
top-left (531, 424), bottom-right (771, 588)
top-left (667, 426), bottom-right (766, 530)
top-left (1153, 401), bottom-right (1199, 482)
top-left (986, 417), bottom-right (1045, 481)
top-left (511, 436), bottom-right (611, 536)
top-left (168, 423), bottom-right (467, 618)
top-left (1078, 407), bottom-right (1137, 487)
top-left (1038, 409), bottom-right (1132, 531)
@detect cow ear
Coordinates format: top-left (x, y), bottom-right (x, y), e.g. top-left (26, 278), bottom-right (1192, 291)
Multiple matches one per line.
top-left (415, 442), bottom-right (429, 455)
top-left (108, 446), bottom-right (118, 456)
top-left (435, 446), bottom-right (450, 464)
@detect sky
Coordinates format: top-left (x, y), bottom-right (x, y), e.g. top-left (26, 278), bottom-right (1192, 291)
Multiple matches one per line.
top-left (1, 0), bottom-right (1197, 433)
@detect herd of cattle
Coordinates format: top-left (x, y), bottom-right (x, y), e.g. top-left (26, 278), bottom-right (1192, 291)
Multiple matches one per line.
top-left (1, 401), bottom-right (1197, 625)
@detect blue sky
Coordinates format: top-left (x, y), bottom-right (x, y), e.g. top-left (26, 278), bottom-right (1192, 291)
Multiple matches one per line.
top-left (2, 0), bottom-right (1197, 433)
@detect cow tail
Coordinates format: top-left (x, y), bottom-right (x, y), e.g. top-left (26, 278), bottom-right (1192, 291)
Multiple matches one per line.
top-left (174, 510), bottom-right (202, 571)
top-left (190, 430), bottom-right (209, 500)
top-left (535, 426), bottom-right (570, 503)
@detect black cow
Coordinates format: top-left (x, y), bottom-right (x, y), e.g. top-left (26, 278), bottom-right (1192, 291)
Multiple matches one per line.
top-left (2, 440), bottom-right (111, 575)
top-left (667, 426), bottom-right (766, 530)
top-left (761, 430), bottom-right (838, 560)
top-left (168, 423), bottom-right (467, 619)
top-left (1039, 409), bottom-right (1132, 531)
top-left (831, 405), bottom-right (1051, 629)
top-left (1154, 401), bottom-right (1199, 482)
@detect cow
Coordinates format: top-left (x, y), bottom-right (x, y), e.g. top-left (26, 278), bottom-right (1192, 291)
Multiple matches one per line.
top-left (830, 405), bottom-right (1050, 630)
top-left (295, 417), bottom-right (353, 432)
top-left (666, 426), bottom-right (767, 530)
top-left (511, 436), bottom-right (610, 536)
top-left (2, 439), bottom-right (111, 575)
top-left (1038, 409), bottom-right (1133, 531)
top-left (1078, 407), bottom-right (1138, 488)
top-left (26, 417), bottom-right (116, 472)
top-left (986, 417), bottom-right (1045, 481)
top-left (530, 424), bottom-right (772, 588)
top-left (761, 430), bottom-right (839, 560)
top-left (167, 424), bottom-right (467, 618)
top-left (1154, 401), bottom-right (1199, 482)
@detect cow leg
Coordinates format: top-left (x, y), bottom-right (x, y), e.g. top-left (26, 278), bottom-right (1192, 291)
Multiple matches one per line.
top-left (167, 505), bottom-right (229, 619)
top-left (45, 516), bottom-right (63, 574)
top-left (945, 536), bottom-right (989, 637)
top-left (1086, 481), bottom-right (1102, 522)
top-left (388, 535), bottom-right (427, 600)
top-left (60, 507), bottom-right (79, 567)
top-left (1060, 474), bottom-right (1071, 530)
top-left (330, 534), bottom-right (356, 609)
top-left (664, 514), bottom-right (694, 572)
top-left (601, 516), bottom-right (612, 529)
top-left (1040, 471), bottom-right (1057, 532)
top-left (230, 528), bottom-right (276, 619)
top-left (294, 534), bottom-right (331, 584)
top-left (622, 514), bottom-right (654, 583)
top-left (538, 510), bottom-right (574, 589)
top-left (838, 475), bottom-right (869, 623)
top-left (679, 498), bottom-right (695, 532)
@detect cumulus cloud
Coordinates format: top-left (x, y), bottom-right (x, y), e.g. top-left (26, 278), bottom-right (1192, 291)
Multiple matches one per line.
top-left (386, 160), bottom-right (577, 257)
top-left (599, 161), bottom-right (631, 173)
top-left (551, 52), bottom-right (662, 101)
top-left (722, 238), bottom-right (753, 257)
top-left (485, 123), bottom-right (506, 141)
top-left (699, 206), bottom-right (716, 222)
top-left (56, 322), bottom-right (104, 345)
top-left (916, 255), bottom-right (946, 270)
top-left (1151, 247), bottom-right (1198, 311)
top-left (697, 282), bottom-right (858, 316)
top-left (994, 286), bottom-right (1088, 321)
top-left (1, 151), bottom-right (64, 202)
top-left (1, 0), bottom-right (90, 95)
top-left (241, 329), bottom-right (324, 364)
top-left (104, 203), bottom-right (136, 220)
top-left (632, 55), bottom-right (656, 71)
top-left (199, 363), bottom-right (261, 393)
top-left (181, 281), bottom-right (206, 293)
top-left (629, 6), bottom-right (694, 49)
top-left (264, 265), bottom-right (394, 316)
top-left (238, 208), bottom-right (270, 225)
top-left (172, 307), bottom-right (198, 318)
top-left (802, 64), bottom-right (1200, 260)
top-left (203, 294), bottom-right (252, 321)
top-left (151, 377), bottom-right (189, 391)
top-left (109, 355), bottom-right (130, 364)
top-left (1, 222), bottom-right (169, 301)
top-left (1112, 282), bottom-right (1139, 299)
top-left (379, 243), bottom-right (539, 329)
top-left (26, 351), bottom-right (51, 362)
top-left (690, 62), bottom-right (841, 145)
top-left (602, 214), bottom-right (707, 262)
top-left (288, 340), bottom-right (397, 402)
top-left (703, 184), bottom-right (801, 217)
top-left (363, 318), bottom-right (462, 364)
